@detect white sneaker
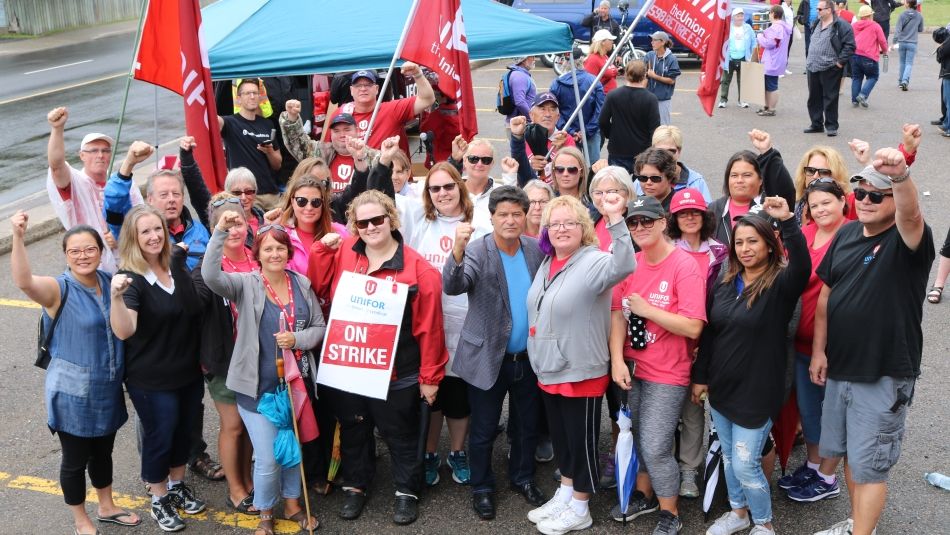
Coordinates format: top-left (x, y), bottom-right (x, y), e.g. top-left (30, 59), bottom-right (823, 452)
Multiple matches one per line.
top-left (679, 469), bottom-right (700, 498)
top-left (718, 100), bottom-right (727, 108)
top-left (739, 101), bottom-right (750, 108)
top-left (536, 506), bottom-right (593, 535)
top-left (706, 511), bottom-right (751, 535)
top-left (813, 518), bottom-right (877, 535)
top-left (750, 526), bottom-right (776, 535)
top-left (528, 495), bottom-right (567, 524)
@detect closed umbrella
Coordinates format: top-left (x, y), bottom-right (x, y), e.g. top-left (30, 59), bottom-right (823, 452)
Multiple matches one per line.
top-left (771, 390), bottom-right (801, 474)
top-left (702, 421), bottom-right (724, 522)
top-left (614, 404), bottom-right (638, 521)
top-left (257, 384), bottom-right (301, 468)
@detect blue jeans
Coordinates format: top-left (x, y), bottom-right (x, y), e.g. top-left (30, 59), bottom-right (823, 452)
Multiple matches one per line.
top-left (582, 131), bottom-right (602, 163)
top-left (795, 354), bottom-right (825, 445)
top-left (127, 379), bottom-right (203, 484)
top-left (710, 408), bottom-right (774, 525)
top-left (851, 55), bottom-right (880, 103)
top-left (468, 358), bottom-right (540, 493)
top-left (238, 405), bottom-right (301, 510)
top-left (898, 42), bottom-right (917, 84)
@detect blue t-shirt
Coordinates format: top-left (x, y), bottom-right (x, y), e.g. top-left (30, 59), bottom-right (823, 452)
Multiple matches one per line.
top-left (501, 247), bottom-right (531, 354)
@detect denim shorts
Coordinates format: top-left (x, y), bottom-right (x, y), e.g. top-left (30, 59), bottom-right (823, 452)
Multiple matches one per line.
top-left (765, 75), bottom-right (779, 92)
top-left (819, 376), bottom-right (914, 483)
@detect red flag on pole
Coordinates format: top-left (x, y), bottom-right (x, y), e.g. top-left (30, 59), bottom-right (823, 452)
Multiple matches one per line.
top-left (647, 0), bottom-right (732, 116)
top-left (134, 0), bottom-right (227, 192)
top-left (400, 0), bottom-right (478, 139)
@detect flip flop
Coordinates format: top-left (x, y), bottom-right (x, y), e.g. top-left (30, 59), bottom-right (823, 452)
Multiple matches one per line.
top-left (285, 510), bottom-right (319, 532)
top-left (95, 511), bottom-right (141, 527)
top-left (227, 493), bottom-right (260, 515)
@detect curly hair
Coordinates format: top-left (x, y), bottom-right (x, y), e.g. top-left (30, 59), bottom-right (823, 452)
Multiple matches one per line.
top-left (346, 190), bottom-right (402, 235)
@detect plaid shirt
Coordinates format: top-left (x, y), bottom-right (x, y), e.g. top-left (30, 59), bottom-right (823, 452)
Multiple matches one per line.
top-left (806, 21), bottom-right (839, 72)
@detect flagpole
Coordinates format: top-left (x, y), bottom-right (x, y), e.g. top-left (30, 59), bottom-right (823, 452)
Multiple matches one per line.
top-left (568, 56), bottom-right (590, 170)
top-left (108, 0), bottom-right (150, 174)
top-left (363, 0), bottom-right (423, 143)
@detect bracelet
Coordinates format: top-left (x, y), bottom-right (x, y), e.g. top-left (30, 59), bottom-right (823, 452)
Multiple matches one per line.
top-left (890, 171), bottom-right (910, 183)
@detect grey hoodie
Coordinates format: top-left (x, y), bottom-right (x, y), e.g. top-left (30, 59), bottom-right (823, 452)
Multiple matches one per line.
top-left (527, 220), bottom-right (636, 385)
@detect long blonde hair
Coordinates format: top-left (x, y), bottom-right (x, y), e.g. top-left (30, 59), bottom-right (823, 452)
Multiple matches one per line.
top-left (118, 204), bottom-right (171, 275)
top-left (794, 146), bottom-right (851, 201)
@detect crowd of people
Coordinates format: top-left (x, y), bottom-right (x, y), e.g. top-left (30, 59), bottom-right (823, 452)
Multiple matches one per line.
top-left (7, 5), bottom-right (949, 535)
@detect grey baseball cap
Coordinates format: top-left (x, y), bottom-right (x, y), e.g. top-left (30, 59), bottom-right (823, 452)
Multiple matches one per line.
top-left (850, 165), bottom-right (893, 190)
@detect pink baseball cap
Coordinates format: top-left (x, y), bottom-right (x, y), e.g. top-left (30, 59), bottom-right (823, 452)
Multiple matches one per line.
top-left (669, 188), bottom-right (707, 214)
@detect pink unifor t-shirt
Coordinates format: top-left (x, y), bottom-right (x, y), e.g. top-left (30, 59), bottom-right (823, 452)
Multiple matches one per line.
top-left (611, 247), bottom-right (707, 386)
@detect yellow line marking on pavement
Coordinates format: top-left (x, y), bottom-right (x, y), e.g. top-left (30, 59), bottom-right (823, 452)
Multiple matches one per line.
top-left (675, 88), bottom-right (697, 92)
top-left (0, 298), bottom-right (40, 309)
top-left (0, 72), bottom-right (125, 106)
top-left (5, 474), bottom-right (301, 532)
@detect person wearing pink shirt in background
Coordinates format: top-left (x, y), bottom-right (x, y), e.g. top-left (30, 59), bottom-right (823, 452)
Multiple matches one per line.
top-left (850, 5), bottom-right (889, 108)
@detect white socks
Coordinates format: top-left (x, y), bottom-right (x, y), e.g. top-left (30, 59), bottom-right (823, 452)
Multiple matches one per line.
top-left (807, 461), bottom-right (820, 471)
top-left (167, 479), bottom-right (181, 490)
top-left (818, 470), bottom-right (836, 484)
top-left (569, 497), bottom-right (589, 516)
top-left (555, 485), bottom-right (588, 516)
top-left (557, 484), bottom-right (573, 504)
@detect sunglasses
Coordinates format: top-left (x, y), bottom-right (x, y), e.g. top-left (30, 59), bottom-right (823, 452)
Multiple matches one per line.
top-left (626, 217), bottom-right (658, 229)
top-left (354, 214), bottom-right (388, 229)
top-left (257, 224), bottom-right (287, 235)
top-left (229, 188), bottom-right (257, 197)
top-left (804, 166), bottom-right (834, 178)
top-left (294, 196), bottom-right (324, 209)
top-left (466, 155), bottom-right (494, 165)
top-left (554, 165), bottom-right (580, 175)
top-left (853, 188), bottom-right (893, 204)
top-left (635, 175), bottom-right (665, 184)
top-left (427, 182), bottom-right (458, 194)
top-left (211, 197), bottom-right (241, 208)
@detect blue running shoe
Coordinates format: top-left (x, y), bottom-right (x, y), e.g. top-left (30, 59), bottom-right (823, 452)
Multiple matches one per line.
top-left (424, 452), bottom-right (441, 486)
top-left (787, 475), bottom-right (840, 502)
top-left (778, 464), bottom-right (817, 490)
top-left (447, 451), bottom-right (471, 484)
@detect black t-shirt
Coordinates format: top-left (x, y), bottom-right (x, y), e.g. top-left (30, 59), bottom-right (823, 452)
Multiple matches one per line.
top-left (120, 254), bottom-right (202, 390)
top-left (598, 86), bottom-right (660, 159)
top-left (817, 221), bottom-right (935, 381)
top-left (221, 114), bottom-right (279, 194)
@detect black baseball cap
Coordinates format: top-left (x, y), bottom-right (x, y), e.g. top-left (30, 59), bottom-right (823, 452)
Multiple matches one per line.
top-left (625, 196), bottom-right (666, 220)
top-left (330, 113), bottom-right (356, 127)
top-left (533, 92), bottom-right (559, 108)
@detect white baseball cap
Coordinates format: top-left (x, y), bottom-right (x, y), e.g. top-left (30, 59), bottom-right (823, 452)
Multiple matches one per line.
top-left (80, 132), bottom-right (115, 149)
top-left (592, 29), bottom-right (617, 43)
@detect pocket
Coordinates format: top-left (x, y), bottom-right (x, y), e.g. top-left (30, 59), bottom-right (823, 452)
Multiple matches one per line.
top-left (527, 335), bottom-right (569, 374)
top-left (871, 430), bottom-right (904, 473)
top-left (46, 358), bottom-right (90, 398)
top-left (459, 330), bottom-right (484, 349)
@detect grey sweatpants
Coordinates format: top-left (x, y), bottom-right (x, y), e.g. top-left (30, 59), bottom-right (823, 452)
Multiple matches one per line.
top-left (628, 378), bottom-right (688, 498)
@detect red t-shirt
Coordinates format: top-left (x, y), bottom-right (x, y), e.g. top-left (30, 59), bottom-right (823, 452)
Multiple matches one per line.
top-left (594, 217), bottom-right (612, 252)
top-left (328, 97), bottom-right (418, 151)
top-left (329, 154), bottom-right (356, 194)
top-left (419, 105), bottom-right (460, 163)
top-left (728, 198), bottom-right (751, 228)
top-left (583, 53), bottom-right (618, 93)
top-left (296, 228), bottom-right (315, 252)
top-left (611, 248), bottom-right (706, 386)
top-left (794, 223), bottom-right (837, 355)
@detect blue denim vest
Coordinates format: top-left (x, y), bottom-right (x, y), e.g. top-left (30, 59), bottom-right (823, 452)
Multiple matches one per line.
top-left (44, 270), bottom-right (128, 437)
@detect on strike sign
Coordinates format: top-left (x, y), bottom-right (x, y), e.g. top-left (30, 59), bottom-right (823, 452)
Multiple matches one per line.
top-left (317, 272), bottom-right (408, 400)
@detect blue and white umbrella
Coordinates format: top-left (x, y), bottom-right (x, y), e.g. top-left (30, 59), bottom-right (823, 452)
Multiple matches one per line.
top-left (615, 404), bottom-right (639, 520)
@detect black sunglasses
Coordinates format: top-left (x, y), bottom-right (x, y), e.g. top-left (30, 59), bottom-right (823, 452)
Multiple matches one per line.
top-left (294, 196), bottom-right (324, 209)
top-left (635, 175), bottom-right (664, 184)
top-left (257, 224), bottom-right (287, 235)
top-left (853, 188), bottom-right (893, 204)
top-left (804, 166), bottom-right (834, 178)
top-left (554, 165), bottom-right (579, 175)
top-left (354, 215), bottom-right (388, 229)
top-left (626, 216), bottom-right (657, 229)
top-left (211, 197), bottom-right (241, 208)
top-left (427, 182), bottom-right (458, 194)
top-left (466, 155), bottom-right (493, 165)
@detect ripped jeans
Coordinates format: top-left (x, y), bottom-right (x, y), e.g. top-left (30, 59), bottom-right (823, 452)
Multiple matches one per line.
top-left (710, 408), bottom-right (774, 525)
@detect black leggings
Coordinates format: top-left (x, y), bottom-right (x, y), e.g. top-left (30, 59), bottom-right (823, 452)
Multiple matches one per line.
top-left (940, 225), bottom-right (950, 259)
top-left (57, 431), bottom-right (117, 506)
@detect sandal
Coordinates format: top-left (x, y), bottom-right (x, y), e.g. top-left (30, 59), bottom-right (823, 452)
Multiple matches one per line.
top-left (226, 492), bottom-right (259, 515)
top-left (928, 286), bottom-right (943, 304)
top-left (254, 513), bottom-right (275, 535)
top-left (96, 510), bottom-right (141, 526)
top-left (285, 510), bottom-right (320, 532)
top-left (189, 453), bottom-right (225, 481)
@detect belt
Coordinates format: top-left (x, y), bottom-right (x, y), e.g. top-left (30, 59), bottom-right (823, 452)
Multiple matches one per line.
top-left (505, 351), bottom-right (529, 362)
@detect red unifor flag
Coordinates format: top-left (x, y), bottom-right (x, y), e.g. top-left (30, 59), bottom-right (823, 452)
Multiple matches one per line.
top-left (400, 0), bottom-right (478, 139)
top-left (133, 0), bottom-right (227, 192)
top-left (647, 0), bottom-right (732, 116)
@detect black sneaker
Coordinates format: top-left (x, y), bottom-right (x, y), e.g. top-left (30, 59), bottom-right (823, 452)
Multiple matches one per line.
top-left (151, 494), bottom-right (185, 532)
top-left (652, 510), bottom-right (683, 534)
top-left (610, 490), bottom-right (659, 521)
top-left (167, 482), bottom-right (206, 514)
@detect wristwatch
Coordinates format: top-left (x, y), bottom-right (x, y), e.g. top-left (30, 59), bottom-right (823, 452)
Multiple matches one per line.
top-left (890, 171), bottom-right (910, 184)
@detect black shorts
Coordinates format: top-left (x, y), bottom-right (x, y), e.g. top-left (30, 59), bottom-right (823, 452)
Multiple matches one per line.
top-left (432, 376), bottom-right (471, 419)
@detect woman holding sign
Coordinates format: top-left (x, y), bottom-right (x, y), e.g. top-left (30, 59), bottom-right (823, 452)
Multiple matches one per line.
top-left (202, 216), bottom-right (324, 535)
top-left (309, 190), bottom-right (448, 526)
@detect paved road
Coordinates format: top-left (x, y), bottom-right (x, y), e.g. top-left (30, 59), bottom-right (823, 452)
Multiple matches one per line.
top-left (1, 37), bottom-right (949, 534)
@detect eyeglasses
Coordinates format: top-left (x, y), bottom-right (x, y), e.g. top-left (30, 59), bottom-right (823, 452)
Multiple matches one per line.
top-left (240, 91), bottom-right (260, 97)
top-left (211, 197), bottom-right (241, 208)
top-left (554, 166), bottom-right (579, 175)
top-left (466, 155), bottom-right (494, 165)
top-left (354, 215), bottom-right (388, 229)
top-left (635, 175), bottom-right (664, 184)
top-left (817, 6), bottom-right (830, 10)
top-left (626, 217), bottom-right (657, 229)
top-left (66, 246), bottom-right (100, 259)
top-left (427, 182), bottom-right (458, 194)
top-left (230, 188), bottom-right (257, 197)
top-left (546, 221), bottom-right (580, 231)
top-left (81, 148), bottom-right (112, 155)
top-left (591, 189), bottom-right (621, 197)
top-left (853, 188), bottom-right (893, 204)
top-left (528, 199), bottom-right (549, 207)
top-left (804, 166), bottom-right (834, 178)
top-left (294, 196), bottom-right (324, 209)
top-left (352, 82), bottom-right (375, 90)
top-left (257, 224), bottom-right (287, 235)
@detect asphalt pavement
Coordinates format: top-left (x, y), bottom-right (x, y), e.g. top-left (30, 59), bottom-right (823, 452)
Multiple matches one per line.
top-left (1, 25), bottom-right (949, 535)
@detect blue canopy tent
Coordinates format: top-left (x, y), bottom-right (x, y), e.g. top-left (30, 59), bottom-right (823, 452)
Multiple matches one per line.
top-left (202, 0), bottom-right (574, 79)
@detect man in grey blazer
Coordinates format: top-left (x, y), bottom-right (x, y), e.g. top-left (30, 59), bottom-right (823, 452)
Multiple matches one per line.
top-left (443, 186), bottom-right (547, 520)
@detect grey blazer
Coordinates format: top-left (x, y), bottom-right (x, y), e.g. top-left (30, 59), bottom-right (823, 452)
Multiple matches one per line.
top-left (442, 234), bottom-right (544, 390)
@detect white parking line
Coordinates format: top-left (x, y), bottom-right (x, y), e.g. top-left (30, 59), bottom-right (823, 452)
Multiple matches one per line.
top-left (23, 59), bottom-right (93, 75)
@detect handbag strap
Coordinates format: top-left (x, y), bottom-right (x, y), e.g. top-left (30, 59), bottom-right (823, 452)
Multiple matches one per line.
top-left (44, 282), bottom-right (70, 348)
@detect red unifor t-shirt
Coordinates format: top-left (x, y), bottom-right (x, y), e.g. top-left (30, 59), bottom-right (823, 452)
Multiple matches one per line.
top-left (327, 97), bottom-right (418, 151)
top-left (728, 198), bottom-right (751, 228)
top-left (329, 154), bottom-right (355, 194)
top-left (537, 252), bottom-right (610, 397)
top-left (610, 247), bottom-right (707, 386)
top-left (794, 223), bottom-right (836, 355)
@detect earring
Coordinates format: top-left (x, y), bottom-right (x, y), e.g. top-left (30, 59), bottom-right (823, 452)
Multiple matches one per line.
top-left (768, 249), bottom-right (773, 253)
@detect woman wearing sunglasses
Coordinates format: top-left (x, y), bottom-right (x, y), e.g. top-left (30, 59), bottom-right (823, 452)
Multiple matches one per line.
top-left (608, 196), bottom-right (706, 533)
top-left (791, 146), bottom-right (854, 225)
top-left (633, 147), bottom-right (679, 211)
top-left (309, 190), bottom-right (447, 526)
top-left (202, 216), bottom-right (325, 535)
top-left (190, 193), bottom-right (258, 515)
top-left (693, 196), bottom-right (809, 535)
top-left (551, 147), bottom-right (593, 210)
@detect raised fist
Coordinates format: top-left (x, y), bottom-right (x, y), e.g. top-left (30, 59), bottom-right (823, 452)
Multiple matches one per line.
top-left (47, 107), bottom-right (68, 129)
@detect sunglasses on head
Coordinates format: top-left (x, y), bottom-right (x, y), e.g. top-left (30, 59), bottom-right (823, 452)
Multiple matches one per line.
top-left (804, 166), bottom-right (834, 178)
top-left (427, 182), bottom-right (458, 194)
top-left (354, 214), bottom-right (388, 229)
top-left (466, 155), bottom-right (494, 165)
top-left (853, 188), bottom-right (893, 204)
top-left (554, 165), bottom-right (579, 175)
top-left (635, 175), bottom-right (664, 184)
top-left (211, 197), bottom-right (241, 208)
top-left (294, 196), bottom-right (324, 209)
top-left (230, 188), bottom-right (257, 197)
top-left (257, 224), bottom-right (287, 236)
top-left (626, 216), bottom-right (657, 229)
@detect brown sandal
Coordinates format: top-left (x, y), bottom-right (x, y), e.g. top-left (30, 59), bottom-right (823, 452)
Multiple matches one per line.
top-left (254, 513), bottom-right (275, 535)
top-left (285, 510), bottom-right (319, 532)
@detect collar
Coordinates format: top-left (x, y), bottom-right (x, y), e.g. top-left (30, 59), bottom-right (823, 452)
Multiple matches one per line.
top-left (351, 231), bottom-right (406, 272)
top-left (465, 176), bottom-right (495, 198)
top-left (144, 268), bottom-right (173, 288)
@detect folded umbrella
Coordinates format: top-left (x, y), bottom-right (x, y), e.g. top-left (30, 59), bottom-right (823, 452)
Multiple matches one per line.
top-left (524, 123), bottom-right (551, 157)
top-left (702, 421), bottom-right (724, 522)
top-left (258, 385), bottom-right (301, 469)
top-left (772, 390), bottom-right (801, 475)
top-left (615, 404), bottom-right (638, 519)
